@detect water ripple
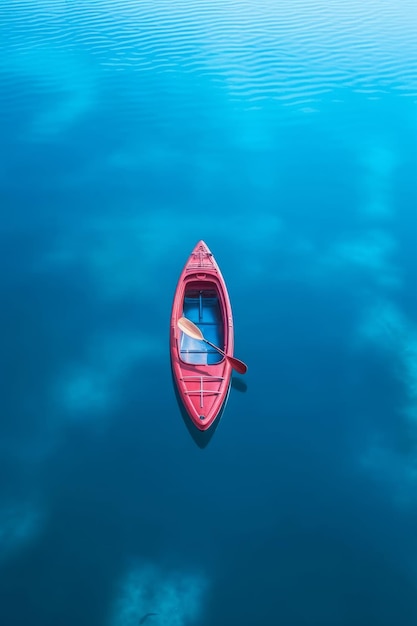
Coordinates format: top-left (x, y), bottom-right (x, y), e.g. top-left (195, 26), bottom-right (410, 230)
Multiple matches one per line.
top-left (1, 0), bottom-right (416, 133)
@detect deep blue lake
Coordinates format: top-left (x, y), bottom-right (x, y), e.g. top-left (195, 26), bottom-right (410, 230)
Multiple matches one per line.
top-left (1, 1), bottom-right (417, 624)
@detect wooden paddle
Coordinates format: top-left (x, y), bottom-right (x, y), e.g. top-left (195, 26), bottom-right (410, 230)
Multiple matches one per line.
top-left (177, 316), bottom-right (248, 375)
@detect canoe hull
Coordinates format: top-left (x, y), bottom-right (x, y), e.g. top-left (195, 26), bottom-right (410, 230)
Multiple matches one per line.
top-left (170, 241), bottom-right (233, 431)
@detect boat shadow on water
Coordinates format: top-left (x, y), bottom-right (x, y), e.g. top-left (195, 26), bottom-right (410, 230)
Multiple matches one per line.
top-left (231, 377), bottom-right (247, 394)
top-left (170, 368), bottom-right (244, 449)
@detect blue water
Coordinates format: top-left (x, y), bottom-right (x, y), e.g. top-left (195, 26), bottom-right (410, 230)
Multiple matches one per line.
top-left (1, 1), bottom-right (417, 624)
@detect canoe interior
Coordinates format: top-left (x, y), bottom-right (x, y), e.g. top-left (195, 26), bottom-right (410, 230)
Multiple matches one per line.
top-left (180, 284), bottom-right (224, 365)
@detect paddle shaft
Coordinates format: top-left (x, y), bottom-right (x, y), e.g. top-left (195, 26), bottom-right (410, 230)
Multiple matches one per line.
top-left (204, 339), bottom-right (247, 375)
top-left (203, 338), bottom-right (226, 356)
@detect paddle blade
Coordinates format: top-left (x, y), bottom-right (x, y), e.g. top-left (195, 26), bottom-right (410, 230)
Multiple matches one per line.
top-left (228, 355), bottom-right (248, 375)
top-left (177, 316), bottom-right (203, 341)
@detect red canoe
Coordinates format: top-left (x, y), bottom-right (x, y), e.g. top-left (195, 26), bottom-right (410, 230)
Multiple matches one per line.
top-left (170, 241), bottom-right (234, 430)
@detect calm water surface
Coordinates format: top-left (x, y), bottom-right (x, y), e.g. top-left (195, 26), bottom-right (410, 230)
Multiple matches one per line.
top-left (1, 1), bottom-right (417, 625)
